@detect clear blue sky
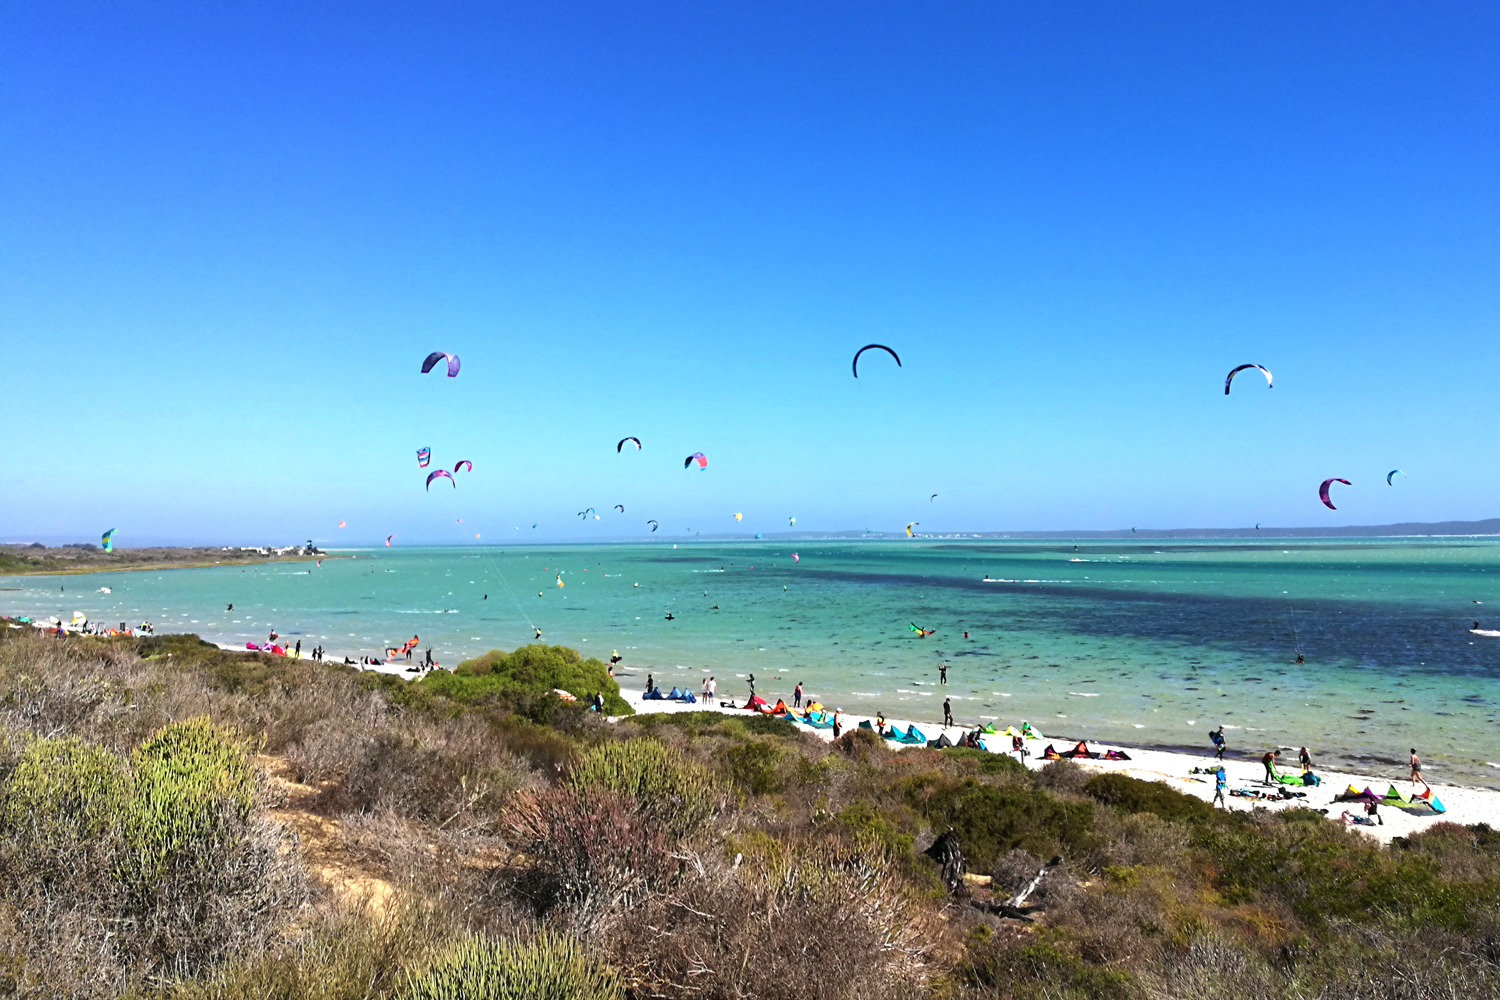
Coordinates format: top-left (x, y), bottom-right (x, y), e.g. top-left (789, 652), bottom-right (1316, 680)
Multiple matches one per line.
top-left (3, 2), bottom-right (1498, 545)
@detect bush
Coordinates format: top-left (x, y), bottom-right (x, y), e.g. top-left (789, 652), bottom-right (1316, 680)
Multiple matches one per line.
top-left (940, 745), bottom-right (1026, 778)
top-left (0, 718), bottom-right (305, 993)
top-left (962, 939), bottom-right (1136, 1000)
top-left (906, 775), bottom-right (1096, 871)
top-left (568, 739), bottom-right (717, 838)
top-left (403, 930), bottom-right (622, 1000)
top-left (424, 645), bottom-right (630, 715)
top-left (1083, 773), bottom-right (1213, 825)
top-left (724, 739), bottom-right (784, 796)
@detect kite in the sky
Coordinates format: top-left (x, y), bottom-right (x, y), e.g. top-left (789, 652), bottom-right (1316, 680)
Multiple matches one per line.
top-left (1319, 478), bottom-right (1351, 510)
top-left (453, 460), bottom-right (472, 475)
top-left (426, 470), bottom-right (455, 490)
top-left (684, 452), bottom-right (707, 469)
top-left (617, 437), bottom-right (641, 452)
top-left (421, 352), bottom-right (461, 377)
top-left (905, 522), bottom-right (919, 537)
top-left (852, 344), bottom-right (901, 378)
top-left (1387, 469), bottom-right (1403, 485)
top-left (614, 505), bottom-right (625, 513)
top-left (385, 535), bottom-right (394, 547)
top-left (1224, 364), bottom-right (1273, 394)
top-left (789, 516), bottom-right (796, 526)
top-left (647, 520), bottom-right (659, 531)
top-left (100, 528), bottom-right (116, 552)
top-left (734, 512), bottom-right (743, 521)
top-left (417, 448), bottom-right (430, 468)
top-left (338, 521), bottom-right (346, 528)
top-left (791, 553), bottom-right (799, 563)
top-left (930, 494), bottom-right (938, 501)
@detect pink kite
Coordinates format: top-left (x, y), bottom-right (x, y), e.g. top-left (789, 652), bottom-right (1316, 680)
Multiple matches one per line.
top-left (1319, 478), bottom-right (1350, 510)
top-left (426, 470), bottom-right (455, 490)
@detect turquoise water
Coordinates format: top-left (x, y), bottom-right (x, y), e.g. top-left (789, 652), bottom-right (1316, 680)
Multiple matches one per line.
top-left (5, 539), bottom-right (1499, 787)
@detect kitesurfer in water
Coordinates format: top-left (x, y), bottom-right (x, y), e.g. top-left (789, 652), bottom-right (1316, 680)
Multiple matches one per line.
top-left (534, 627), bottom-right (543, 640)
top-left (939, 663), bottom-right (948, 684)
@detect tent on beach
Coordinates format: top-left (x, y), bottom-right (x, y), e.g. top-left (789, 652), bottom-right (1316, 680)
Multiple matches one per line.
top-left (884, 724), bottom-right (926, 745)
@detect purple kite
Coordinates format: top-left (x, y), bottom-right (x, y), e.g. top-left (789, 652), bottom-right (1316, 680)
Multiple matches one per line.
top-left (1319, 478), bottom-right (1350, 510)
top-left (421, 352), bottom-right (461, 377)
top-left (426, 470), bottom-right (455, 490)
top-left (684, 452), bottom-right (708, 469)
top-left (1224, 364), bottom-right (1273, 395)
top-left (453, 460), bottom-right (472, 474)
top-left (417, 448), bottom-right (431, 468)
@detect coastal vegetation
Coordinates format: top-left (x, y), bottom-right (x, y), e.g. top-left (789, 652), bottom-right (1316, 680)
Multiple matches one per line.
top-left (0, 543), bottom-right (321, 576)
top-left (0, 624), bottom-right (1494, 998)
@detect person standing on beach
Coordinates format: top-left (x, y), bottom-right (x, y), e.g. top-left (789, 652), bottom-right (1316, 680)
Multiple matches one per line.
top-left (646, 672), bottom-right (654, 693)
top-left (748, 674), bottom-right (756, 697)
top-left (832, 708), bottom-right (843, 739)
top-left (793, 682), bottom-right (803, 709)
top-left (1299, 747), bottom-right (1312, 772)
top-left (1213, 766), bottom-right (1227, 809)
top-left (939, 663), bottom-right (948, 684)
top-left (943, 698), bottom-right (954, 727)
top-left (1210, 726), bottom-right (1226, 761)
top-left (708, 676), bottom-right (716, 701)
top-left (1262, 749), bottom-right (1279, 785)
top-left (295, 640), bottom-right (301, 659)
top-left (1410, 748), bottom-right (1423, 787)
top-left (876, 711), bottom-right (886, 735)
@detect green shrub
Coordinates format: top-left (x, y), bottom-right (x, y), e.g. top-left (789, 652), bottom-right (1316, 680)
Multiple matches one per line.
top-left (402, 931), bottom-right (622, 1000)
top-left (1084, 772), bottom-right (1213, 825)
top-left (423, 645), bottom-right (630, 715)
top-left (623, 710), bottom-right (798, 738)
top-left (962, 939), bottom-right (1135, 1000)
top-left (940, 745), bottom-right (1026, 778)
top-left (906, 776), bottom-right (1095, 870)
top-left (568, 739), bottom-right (716, 837)
top-left (1, 735), bottom-right (126, 843)
top-left (723, 739), bottom-right (784, 796)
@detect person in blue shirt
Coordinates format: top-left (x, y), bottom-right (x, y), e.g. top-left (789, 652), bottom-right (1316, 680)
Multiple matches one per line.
top-left (1213, 766), bottom-right (1227, 809)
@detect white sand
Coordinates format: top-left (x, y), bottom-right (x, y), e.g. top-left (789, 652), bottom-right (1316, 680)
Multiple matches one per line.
top-left (615, 686), bottom-right (1500, 845)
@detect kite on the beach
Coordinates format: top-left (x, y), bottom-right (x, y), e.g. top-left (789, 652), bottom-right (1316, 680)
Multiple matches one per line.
top-left (734, 512), bottom-right (743, 521)
top-left (614, 505), bottom-right (625, 513)
top-left (421, 352), bottom-right (461, 377)
top-left (385, 535), bottom-right (394, 546)
top-left (100, 528), bottom-right (115, 552)
top-left (452, 460), bottom-right (472, 475)
top-left (905, 522), bottom-right (919, 537)
top-left (684, 452), bottom-right (707, 469)
top-left (1387, 469), bottom-right (1403, 485)
top-left (417, 448), bottom-right (430, 468)
top-left (426, 470), bottom-right (455, 490)
top-left (617, 437), bottom-right (641, 452)
top-left (852, 344), bottom-right (901, 378)
top-left (1224, 364), bottom-right (1273, 394)
top-left (1319, 478), bottom-right (1351, 510)
top-left (647, 520), bottom-right (659, 531)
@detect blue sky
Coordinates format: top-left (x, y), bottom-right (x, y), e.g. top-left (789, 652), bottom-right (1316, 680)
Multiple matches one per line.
top-left (3, 2), bottom-right (1498, 545)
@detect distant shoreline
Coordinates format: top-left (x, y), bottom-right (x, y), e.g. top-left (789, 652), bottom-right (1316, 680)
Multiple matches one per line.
top-left (0, 546), bottom-right (335, 578)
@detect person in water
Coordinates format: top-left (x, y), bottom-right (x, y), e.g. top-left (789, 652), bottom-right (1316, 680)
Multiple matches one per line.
top-left (939, 663), bottom-right (948, 684)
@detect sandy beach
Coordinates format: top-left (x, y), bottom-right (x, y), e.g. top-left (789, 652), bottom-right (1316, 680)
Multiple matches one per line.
top-left (616, 684), bottom-right (1500, 845)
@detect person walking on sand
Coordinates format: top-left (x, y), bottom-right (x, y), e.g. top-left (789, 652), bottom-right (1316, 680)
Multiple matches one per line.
top-left (943, 697), bottom-right (954, 728)
top-left (1262, 749), bottom-right (1279, 785)
top-left (1210, 726), bottom-right (1226, 761)
top-left (748, 674), bottom-right (756, 697)
top-left (295, 640), bottom-right (301, 659)
top-left (939, 663), bottom-right (948, 685)
top-left (1299, 747), bottom-right (1312, 772)
top-left (1213, 765), bottom-right (1227, 809)
top-left (832, 708), bottom-right (843, 739)
top-left (1410, 748), bottom-right (1424, 787)
top-left (793, 682), bottom-right (803, 709)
